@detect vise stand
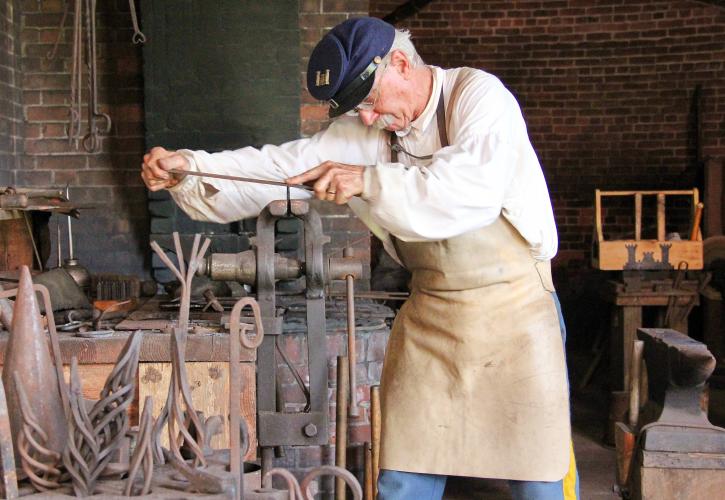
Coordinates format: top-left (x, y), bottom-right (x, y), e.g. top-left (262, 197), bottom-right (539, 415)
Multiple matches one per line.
top-left (629, 328), bottom-right (725, 499)
top-left (198, 199), bottom-right (364, 477)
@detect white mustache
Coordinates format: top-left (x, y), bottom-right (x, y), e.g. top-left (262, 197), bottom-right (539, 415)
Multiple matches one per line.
top-left (373, 114), bottom-right (396, 130)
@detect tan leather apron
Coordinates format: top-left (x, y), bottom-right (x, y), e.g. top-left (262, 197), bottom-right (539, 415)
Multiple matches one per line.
top-left (379, 219), bottom-right (571, 480)
top-left (378, 83), bottom-right (571, 481)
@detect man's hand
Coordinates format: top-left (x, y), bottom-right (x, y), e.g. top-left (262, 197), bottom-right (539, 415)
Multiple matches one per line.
top-left (287, 161), bottom-right (364, 205)
top-left (141, 147), bottom-right (190, 191)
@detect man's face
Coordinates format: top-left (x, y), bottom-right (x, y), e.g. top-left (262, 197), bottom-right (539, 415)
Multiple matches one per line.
top-left (348, 53), bottom-right (417, 132)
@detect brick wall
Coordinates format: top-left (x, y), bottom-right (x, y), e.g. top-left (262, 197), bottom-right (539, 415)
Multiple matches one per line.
top-left (0, 0), bottom-right (20, 184)
top-left (17, 0), bottom-right (146, 274)
top-left (370, 0), bottom-right (725, 345)
top-left (10, 0), bottom-right (371, 278)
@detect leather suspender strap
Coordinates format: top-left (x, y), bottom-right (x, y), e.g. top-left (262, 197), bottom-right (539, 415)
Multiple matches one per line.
top-left (390, 86), bottom-right (447, 163)
top-left (435, 89), bottom-right (449, 148)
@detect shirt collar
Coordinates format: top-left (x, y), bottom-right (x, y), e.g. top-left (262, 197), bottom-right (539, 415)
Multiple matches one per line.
top-left (406, 65), bottom-right (443, 135)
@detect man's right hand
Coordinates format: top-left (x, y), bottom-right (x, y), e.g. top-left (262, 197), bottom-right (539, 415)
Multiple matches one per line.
top-left (141, 147), bottom-right (190, 191)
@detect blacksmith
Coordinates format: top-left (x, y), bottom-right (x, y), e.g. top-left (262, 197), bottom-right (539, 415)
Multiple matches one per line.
top-left (141, 16), bottom-right (579, 500)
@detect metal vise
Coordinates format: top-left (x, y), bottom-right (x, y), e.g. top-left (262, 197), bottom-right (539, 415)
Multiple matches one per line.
top-left (632, 328), bottom-right (725, 499)
top-left (196, 199), bottom-right (364, 476)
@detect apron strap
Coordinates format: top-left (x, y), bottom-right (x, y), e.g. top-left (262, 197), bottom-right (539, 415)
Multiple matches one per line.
top-left (390, 86), bottom-right (448, 162)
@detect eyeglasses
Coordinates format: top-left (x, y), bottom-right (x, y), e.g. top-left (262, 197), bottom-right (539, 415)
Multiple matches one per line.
top-left (347, 62), bottom-right (388, 116)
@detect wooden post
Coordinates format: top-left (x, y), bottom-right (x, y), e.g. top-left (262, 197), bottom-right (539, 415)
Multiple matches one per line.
top-left (690, 202), bottom-right (704, 241)
top-left (371, 385), bottom-right (381, 498)
top-left (344, 247), bottom-right (359, 418)
top-left (703, 158), bottom-right (723, 237)
top-left (657, 193), bottom-right (666, 241)
top-left (335, 356), bottom-right (349, 500)
top-left (629, 340), bottom-right (644, 429)
top-left (635, 193), bottom-right (642, 241)
top-left (364, 442), bottom-right (373, 500)
top-left (595, 189), bottom-right (604, 242)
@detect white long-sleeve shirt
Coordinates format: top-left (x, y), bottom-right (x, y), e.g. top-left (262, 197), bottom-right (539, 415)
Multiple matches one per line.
top-left (170, 66), bottom-right (558, 261)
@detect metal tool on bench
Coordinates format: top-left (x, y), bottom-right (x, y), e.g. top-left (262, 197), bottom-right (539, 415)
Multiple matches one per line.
top-left (196, 199), bottom-right (365, 477)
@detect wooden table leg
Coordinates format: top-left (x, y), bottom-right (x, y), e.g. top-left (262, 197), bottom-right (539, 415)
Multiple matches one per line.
top-left (611, 305), bottom-right (642, 391)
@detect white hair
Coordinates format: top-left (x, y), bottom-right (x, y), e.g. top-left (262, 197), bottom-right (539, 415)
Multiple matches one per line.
top-left (382, 29), bottom-right (424, 67)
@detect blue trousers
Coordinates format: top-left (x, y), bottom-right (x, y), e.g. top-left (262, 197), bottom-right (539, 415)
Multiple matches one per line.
top-left (377, 293), bottom-right (580, 500)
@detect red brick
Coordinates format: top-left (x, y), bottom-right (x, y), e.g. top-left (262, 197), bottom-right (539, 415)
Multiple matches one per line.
top-left (23, 138), bottom-right (71, 154)
top-left (34, 155), bottom-right (85, 170)
top-left (300, 103), bottom-right (330, 122)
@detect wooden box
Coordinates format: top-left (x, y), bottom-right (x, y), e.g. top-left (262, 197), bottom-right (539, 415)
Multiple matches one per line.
top-left (592, 189), bottom-right (704, 271)
top-left (0, 331), bottom-right (257, 460)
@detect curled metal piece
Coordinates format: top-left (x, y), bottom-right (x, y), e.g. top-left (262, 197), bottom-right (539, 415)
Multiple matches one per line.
top-left (262, 465), bottom-right (362, 500)
top-left (124, 396), bottom-right (153, 496)
top-left (200, 414), bottom-right (224, 456)
top-left (166, 328), bottom-right (207, 468)
top-left (89, 330), bottom-right (143, 476)
top-left (264, 468), bottom-right (304, 500)
top-left (0, 378), bottom-right (18, 499)
top-left (263, 465), bottom-right (362, 500)
top-left (229, 297), bottom-right (264, 499)
top-left (1, 267), bottom-right (68, 484)
top-left (13, 373), bottom-right (63, 492)
top-left (128, 0), bottom-right (146, 44)
top-left (161, 448), bottom-right (227, 495)
top-left (300, 465), bottom-right (363, 500)
top-left (63, 357), bottom-right (102, 497)
top-left (229, 297), bottom-right (265, 350)
top-left (150, 233), bottom-right (210, 466)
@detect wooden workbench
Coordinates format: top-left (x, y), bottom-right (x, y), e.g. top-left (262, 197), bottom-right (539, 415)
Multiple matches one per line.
top-left (0, 329), bottom-right (257, 459)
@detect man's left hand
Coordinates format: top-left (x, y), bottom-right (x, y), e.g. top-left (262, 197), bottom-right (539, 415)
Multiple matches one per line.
top-left (287, 161), bottom-right (364, 205)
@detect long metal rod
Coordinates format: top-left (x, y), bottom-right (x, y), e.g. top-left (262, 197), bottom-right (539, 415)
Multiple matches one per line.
top-left (169, 169), bottom-right (314, 192)
top-left (65, 186), bottom-right (74, 260)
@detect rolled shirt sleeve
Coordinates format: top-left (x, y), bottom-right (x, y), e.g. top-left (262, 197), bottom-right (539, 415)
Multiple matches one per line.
top-left (168, 117), bottom-right (381, 224)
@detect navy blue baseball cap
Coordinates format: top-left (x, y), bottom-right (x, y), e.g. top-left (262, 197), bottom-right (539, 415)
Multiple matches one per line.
top-left (307, 17), bottom-right (395, 118)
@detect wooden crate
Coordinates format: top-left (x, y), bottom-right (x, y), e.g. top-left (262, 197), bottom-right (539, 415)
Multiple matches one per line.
top-left (592, 189), bottom-right (704, 271)
top-left (0, 332), bottom-right (257, 461)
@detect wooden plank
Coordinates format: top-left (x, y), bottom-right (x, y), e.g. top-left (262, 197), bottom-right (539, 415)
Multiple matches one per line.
top-left (637, 466), bottom-right (725, 500)
top-left (703, 158), bottom-right (723, 237)
top-left (622, 306), bottom-right (641, 391)
top-left (138, 361), bottom-right (256, 461)
top-left (635, 193), bottom-right (642, 241)
top-left (0, 331), bottom-right (256, 364)
top-left (595, 189), bottom-right (603, 242)
top-left (657, 193), bottom-right (666, 241)
top-left (597, 240), bottom-right (703, 271)
top-left (599, 190), bottom-right (696, 196)
top-left (0, 217), bottom-right (34, 271)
